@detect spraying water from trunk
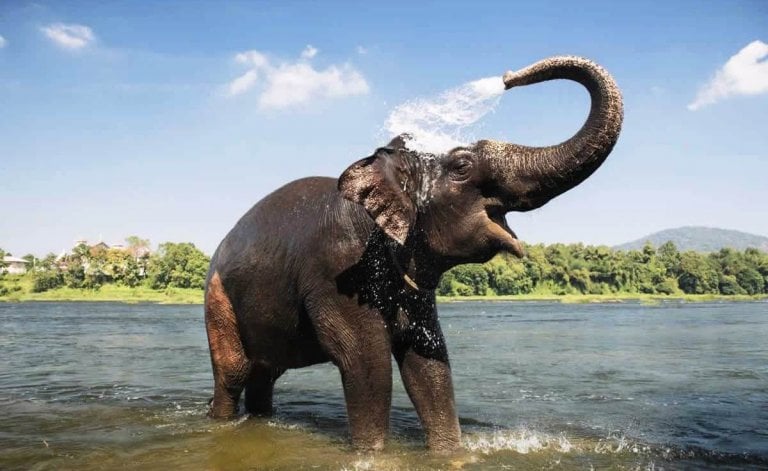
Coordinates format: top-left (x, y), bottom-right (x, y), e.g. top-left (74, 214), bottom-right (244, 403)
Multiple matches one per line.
top-left (384, 76), bottom-right (505, 154)
top-left (384, 56), bottom-right (623, 212)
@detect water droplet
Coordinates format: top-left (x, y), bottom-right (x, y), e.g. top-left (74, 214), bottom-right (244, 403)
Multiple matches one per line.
top-left (384, 76), bottom-right (505, 154)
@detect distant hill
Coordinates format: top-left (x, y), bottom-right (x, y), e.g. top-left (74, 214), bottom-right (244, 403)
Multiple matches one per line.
top-left (615, 226), bottom-right (768, 253)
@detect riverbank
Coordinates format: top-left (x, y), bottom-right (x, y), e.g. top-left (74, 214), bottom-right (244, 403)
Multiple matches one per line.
top-left (0, 282), bottom-right (203, 304)
top-left (437, 293), bottom-right (768, 304)
top-left (1, 283), bottom-right (766, 304)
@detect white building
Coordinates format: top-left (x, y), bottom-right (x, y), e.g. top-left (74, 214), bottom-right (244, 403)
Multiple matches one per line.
top-left (2, 256), bottom-right (29, 274)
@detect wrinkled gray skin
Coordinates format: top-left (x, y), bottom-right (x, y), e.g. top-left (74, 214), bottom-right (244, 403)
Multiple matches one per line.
top-left (205, 56), bottom-right (623, 452)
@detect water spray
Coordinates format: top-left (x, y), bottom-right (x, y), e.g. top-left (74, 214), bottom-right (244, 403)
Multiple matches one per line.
top-left (384, 76), bottom-right (506, 154)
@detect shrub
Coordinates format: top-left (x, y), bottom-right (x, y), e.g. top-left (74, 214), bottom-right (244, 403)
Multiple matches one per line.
top-left (736, 267), bottom-right (764, 295)
top-left (718, 275), bottom-right (744, 295)
top-left (33, 271), bottom-right (64, 293)
top-left (655, 277), bottom-right (681, 295)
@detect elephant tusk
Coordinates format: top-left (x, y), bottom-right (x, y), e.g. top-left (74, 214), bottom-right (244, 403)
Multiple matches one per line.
top-left (403, 273), bottom-right (420, 290)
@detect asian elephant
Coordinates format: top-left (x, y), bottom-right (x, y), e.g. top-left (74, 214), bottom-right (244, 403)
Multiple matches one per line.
top-left (204, 56), bottom-right (623, 452)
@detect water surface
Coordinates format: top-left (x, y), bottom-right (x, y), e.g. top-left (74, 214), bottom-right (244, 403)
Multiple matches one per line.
top-left (1, 301), bottom-right (767, 470)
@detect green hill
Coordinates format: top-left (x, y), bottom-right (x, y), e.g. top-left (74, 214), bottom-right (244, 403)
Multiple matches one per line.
top-left (615, 226), bottom-right (768, 253)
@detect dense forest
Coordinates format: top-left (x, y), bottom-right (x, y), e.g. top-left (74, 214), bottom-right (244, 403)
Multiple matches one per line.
top-left (438, 241), bottom-right (768, 296)
top-left (2, 240), bottom-right (768, 298)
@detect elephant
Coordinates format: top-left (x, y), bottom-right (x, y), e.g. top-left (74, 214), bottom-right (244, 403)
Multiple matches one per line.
top-left (204, 56), bottom-right (623, 452)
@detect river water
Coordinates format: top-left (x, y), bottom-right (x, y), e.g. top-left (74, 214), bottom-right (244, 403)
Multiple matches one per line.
top-left (1, 301), bottom-right (766, 470)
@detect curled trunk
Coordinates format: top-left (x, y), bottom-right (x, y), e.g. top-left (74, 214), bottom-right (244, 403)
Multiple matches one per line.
top-left (479, 56), bottom-right (624, 211)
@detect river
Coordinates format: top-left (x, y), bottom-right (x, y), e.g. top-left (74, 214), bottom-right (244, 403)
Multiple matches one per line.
top-left (1, 301), bottom-right (766, 470)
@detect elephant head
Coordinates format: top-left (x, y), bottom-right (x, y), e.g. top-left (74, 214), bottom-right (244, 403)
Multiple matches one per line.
top-left (339, 56), bottom-right (623, 278)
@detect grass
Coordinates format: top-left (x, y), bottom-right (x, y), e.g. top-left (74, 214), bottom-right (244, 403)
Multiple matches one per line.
top-left (0, 276), bottom-right (203, 304)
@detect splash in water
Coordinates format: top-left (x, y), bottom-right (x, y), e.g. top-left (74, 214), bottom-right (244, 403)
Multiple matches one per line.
top-left (384, 76), bottom-right (505, 154)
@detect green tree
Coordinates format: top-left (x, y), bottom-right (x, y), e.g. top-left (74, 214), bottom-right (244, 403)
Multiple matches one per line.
top-left (101, 249), bottom-right (137, 286)
top-left (718, 274), bottom-right (745, 295)
top-left (82, 246), bottom-right (108, 289)
top-left (746, 248), bottom-right (768, 293)
top-left (569, 267), bottom-right (591, 294)
top-left (654, 277), bottom-right (681, 295)
top-left (657, 241), bottom-right (681, 278)
top-left (710, 248), bottom-right (746, 277)
top-left (543, 244), bottom-right (575, 293)
top-left (437, 270), bottom-right (457, 296)
top-left (485, 255), bottom-right (533, 295)
top-left (447, 264), bottom-right (490, 296)
top-left (122, 257), bottom-right (143, 287)
top-left (71, 242), bottom-right (90, 265)
top-left (65, 264), bottom-right (86, 289)
top-left (147, 242), bottom-right (210, 289)
top-left (522, 244), bottom-right (550, 290)
top-left (735, 267), bottom-right (764, 295)
top-left (21, 254), bottom-right (38, 273)
top-left (38, 253), bottom-right (59, 271)
top-left (584, 245), bottom-right (623, 292)
top-left (33, 270), bottom-right (64, 292)
top-left (622, 243), bottom-right (666, 293)
top-left (678, 251), bottom-right (719, 294)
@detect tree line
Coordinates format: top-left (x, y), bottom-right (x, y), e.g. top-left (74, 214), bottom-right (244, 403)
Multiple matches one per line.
top-left (0, 238), bottom-right (210, 293)
top-left (438, 241), bottom-right (768, 297)
top-left (3, 240), bottom-right (768, 297)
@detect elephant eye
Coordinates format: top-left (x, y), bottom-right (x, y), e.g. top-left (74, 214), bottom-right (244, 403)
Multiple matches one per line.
top-left (448, 157), bottom-right (473, 181)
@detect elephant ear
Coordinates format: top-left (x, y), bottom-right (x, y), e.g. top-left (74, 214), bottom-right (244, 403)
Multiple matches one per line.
top-left (338, 147), bottom-right (415, 245)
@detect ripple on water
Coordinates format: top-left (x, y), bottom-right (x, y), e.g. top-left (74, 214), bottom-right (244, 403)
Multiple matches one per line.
top-left (2, 301), bottom-right (768, 470)
top-left (463, 428), bottom-right (574, 454)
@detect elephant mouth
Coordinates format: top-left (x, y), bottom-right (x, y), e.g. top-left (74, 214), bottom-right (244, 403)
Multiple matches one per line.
top-left (485, 205), bottom-right (525, 258)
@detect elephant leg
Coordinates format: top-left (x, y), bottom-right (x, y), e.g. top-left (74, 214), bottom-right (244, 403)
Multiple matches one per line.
top-left (244, 366), bottom-right (284, 416)
top-left (206, 272), bottom-right (250, 419)
top-left (395, 345), bottom-right (461, 452)
top-left (338, 350), bottom-right (393, 450)
top-left (311, 303), bottom-right (393, 450)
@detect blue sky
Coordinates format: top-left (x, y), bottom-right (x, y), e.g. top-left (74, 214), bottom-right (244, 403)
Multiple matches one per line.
top-left (1, 1), bottom-right (767, 256)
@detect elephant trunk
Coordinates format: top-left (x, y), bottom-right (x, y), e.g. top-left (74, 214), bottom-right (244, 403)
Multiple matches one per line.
top-left (479, 56), bottom-right (623, 211)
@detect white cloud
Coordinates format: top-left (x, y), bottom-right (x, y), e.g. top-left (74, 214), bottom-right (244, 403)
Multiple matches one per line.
top-left (226, 46), bottom-right (369, 109)
top-left (41, 23), bottom-right (95, 50)
top-left (300, 45), bottom-right (318, 60)
top-left (235, 50), bottom-right (268, 68)
top-left (259, 62), bottom-right (368, 109)
top-left (227, 69), bottom-right (259, 96)
top-left (689, 40), bottom-right (768, 110)
top-left (0, 35), bottom-right (6, 48)
top-left (356, 45), bottom-right (367, 55)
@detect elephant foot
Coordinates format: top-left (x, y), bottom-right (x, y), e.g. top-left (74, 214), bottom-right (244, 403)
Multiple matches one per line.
top-left (207, 409), bottom-right (236, 420)
top-left (427, 441), bottom-right (461, 455)
top-left (207, 407), bottom-right (238, 420)
top-left (426, 428), bottom-right (462, 455)
top-left (207, 390), bottom-right (241, 419)
top-left (351, 436), bottom-right (386, 452)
